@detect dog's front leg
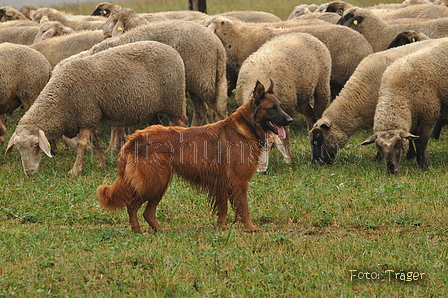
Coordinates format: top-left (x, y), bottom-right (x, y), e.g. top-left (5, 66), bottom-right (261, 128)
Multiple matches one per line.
top-left (216, 195), bottom-right (229, 229)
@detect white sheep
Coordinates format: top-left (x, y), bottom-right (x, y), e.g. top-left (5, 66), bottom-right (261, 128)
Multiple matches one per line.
top-left (0, 26), bottom-right (40, 45)
top-left (0, 6), bottom-right (28, 22)
top-left (0, 43), bottom-right (51, 141)
top-left (236, 33), bottom-right (331, 171)
top-left (310, 38), bottom-right (448, 164)
top-left (32, 21), bottom-right (75, 44)
top-left (89, 18), bottom-right (228, 127)
top-left (6, 41), bottom-right (188, 176)
top-left (204, 16), bottom-right (372, 99)
top-left (338, 7), bottom-right (448, 52)
top-left (31, 7), bottom-right (105, 31)
top-left (361, 40), bottom-right (448, 174)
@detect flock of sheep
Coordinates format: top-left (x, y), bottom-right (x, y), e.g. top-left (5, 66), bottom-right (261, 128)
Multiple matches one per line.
top-left (1, 0), bottom-right (448, 176)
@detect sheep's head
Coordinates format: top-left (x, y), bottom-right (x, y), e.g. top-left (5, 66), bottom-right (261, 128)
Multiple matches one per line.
top-left (310, 119), bottom-right (349, 164)
top-left (337, 7), bottom-right (366, 29)
top-left (361, 130), bottom-right (419, 174)
top-left (325, 1), bottom-right (353, 16)
top-left (5, 125), bottom-right (52, 176)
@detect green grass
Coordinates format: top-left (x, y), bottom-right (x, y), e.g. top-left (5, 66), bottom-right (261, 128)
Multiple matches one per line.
top-left (1, 0), bottom-right (447, 296)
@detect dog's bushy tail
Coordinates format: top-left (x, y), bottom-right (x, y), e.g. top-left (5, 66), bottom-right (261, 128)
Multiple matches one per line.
top-left (97, 176), bottom-right (131, 210)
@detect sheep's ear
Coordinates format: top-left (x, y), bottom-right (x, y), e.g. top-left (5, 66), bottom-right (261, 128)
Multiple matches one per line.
top-left (207, 22), bottom-right (217, 32)
top-left (399, 131), bottom-right (419, 140)
top-left (112, 20), bottom-right (125, 37)
top-left (5, 132), bottom-right (16, 156)
top-left (40, 15), bottom-right (50, 23)
top-left (361, 134), bottom-right (377, 146)
top-left (38, 129), bottom-right (52, 157)
top-left (315, 119), bottom-right (330, 130)
top-left (266, 79), bottom-right (274, 94)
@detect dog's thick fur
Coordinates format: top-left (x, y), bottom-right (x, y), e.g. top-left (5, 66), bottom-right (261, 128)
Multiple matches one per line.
top-left (97, 81), bottom-right (293, 233)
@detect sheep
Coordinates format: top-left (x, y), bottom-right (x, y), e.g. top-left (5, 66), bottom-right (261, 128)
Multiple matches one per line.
top-left (18, 5), bottom-right (39, 20)
top-left (32, 21), bottom-right (75, 44)
top-left (361, 41), bottom-right (448, 174)
top-left (337, 7), bottom-right (448, 52)
top-left (387, 30), bottom-right (430, 49)
top-left (0, 6), bottom-right (28, 22)
top-left (379, 3), bottom-right (448, 20)
top-left (236, 33), bottom-right (331, 171)
top-left (6, 41), bottom-right (188, 176)
top-left (204, 16), bottom-right (372, 99)
top-left (0, 26), bottom-right (40, 45)
top-left (216, 11), bottom-right (282, 23)
top-left (293, 12), bottom-right (343, 24)
top-left (310, 38), bottom-right (448, 164)
top-left (31, 8), bottom-right (105, 31)
top-left (30, 30), bottom-right (107, 68)
top-left (324, 1), bottom-right (353, 15)
top-left (101, 7), bottom-right (148, 37)
top-left (287, 4), bottom-right (320, 20)
top-left (88, 18), bottom-right (228, 127)
top-left (0, 43), bottom-right (51, 140)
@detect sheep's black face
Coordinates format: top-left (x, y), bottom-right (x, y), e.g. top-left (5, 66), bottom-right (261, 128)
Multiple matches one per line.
top-left (376, 136), bottom-right (404, 175)
top-left (337, 13), bottom-right (363, 29)
top-left (310, 127), bottom-right (338, 164)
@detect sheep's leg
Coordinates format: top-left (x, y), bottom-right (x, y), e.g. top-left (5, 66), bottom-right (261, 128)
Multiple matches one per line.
top-left (230, 183), bottom-right (259, 231)
top-left (127, 197), bottom-right (145, 234)
top-left (414, 127), bottom-right (431, 169)
top-left (107, 127), bottom-right (126, 152)
top-left (189, 94), bottom-right (208, 126)
top-left (68, 128), bottom-right (91, 176)
top-left (91, 129), bottom-right (107, 168)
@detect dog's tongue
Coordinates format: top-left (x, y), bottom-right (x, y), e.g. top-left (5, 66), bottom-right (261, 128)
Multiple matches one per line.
top-left (275, 124), bottom-right (286, 140)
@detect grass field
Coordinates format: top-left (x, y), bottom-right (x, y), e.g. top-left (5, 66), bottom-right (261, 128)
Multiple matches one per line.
top-left (1, 0), bottom-right (447, 297)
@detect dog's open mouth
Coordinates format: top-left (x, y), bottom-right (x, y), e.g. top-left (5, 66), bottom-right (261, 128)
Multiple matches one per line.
top-left (268, 121), bottom-right (286, 140)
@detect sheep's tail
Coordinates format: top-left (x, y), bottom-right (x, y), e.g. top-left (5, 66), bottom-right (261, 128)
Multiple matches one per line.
top-left (97, 176), bottom-right (130, 210)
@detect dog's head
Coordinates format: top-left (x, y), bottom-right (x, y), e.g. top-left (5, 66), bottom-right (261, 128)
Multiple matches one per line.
top-left (250, 80), bottom-right (293, 140)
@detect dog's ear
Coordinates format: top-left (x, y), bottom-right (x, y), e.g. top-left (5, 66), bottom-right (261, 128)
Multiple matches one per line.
top-left (253, 80), bottom-right (266, 102)
top-left (266, 79), bottom-right (274, 94)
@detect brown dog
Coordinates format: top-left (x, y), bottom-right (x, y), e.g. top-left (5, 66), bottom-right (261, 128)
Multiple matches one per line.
top-left (97, 80), bottom-right (293, 233)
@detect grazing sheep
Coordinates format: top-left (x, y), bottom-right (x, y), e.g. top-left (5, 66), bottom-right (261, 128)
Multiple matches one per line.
top-left (89, 19), bottom-right (228, 127)
top-left (310, 38), bottom-right (448, 164)
top-left (101, 7), bottom-right (148, 37)
top-left (6, 41), bottom-right (188, 176)
top-left (216, 11), bottom-right (281, 22)
top-left (387, 30), bottom-right (430, 49)
top-left (361, 41), bottom-right (448, 174)
top-left (287, 4), bottom-right (320, 20)
top-left (293, 12), bottom-right (342, 24)
top-left (91, 2), bottom-right (121, 17)
top-left (30, 30), bottom-right (107, 68)
top-left (337, 7), bottom-right (448, 52)
top-left (32, 21), bottom-right (75, 44)
top-left (0, 43), bottom-right (51, 140)
top-left (236, 33), bottom-right (331, 170)
top-left (31, 7), bottom-right (105, 31)
top-left (0, 6), bottom-right (28, 22)
top-left (205, 16), bottom-right (372, 98)
top-left (379, 3), bottom-right (448, 20)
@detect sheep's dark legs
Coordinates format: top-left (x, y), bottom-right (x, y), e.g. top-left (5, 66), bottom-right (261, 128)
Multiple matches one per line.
top-left (189, 94), bottom-right (208, 126)
top-left (107, 127), bottom-right (126, 152)
top-left (68, 128), bottom-right (91, 176)
top-left (91, 129), bottom-right (107, 168)
top-left (414, 128), bottom-right (431, 169)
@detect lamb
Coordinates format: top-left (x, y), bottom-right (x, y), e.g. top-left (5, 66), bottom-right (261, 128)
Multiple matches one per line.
top-left (337, 7), bottom-right (448, 52)
top-left (6, 41), bottom-right (188, 176)
top-left (361, 41), bottom-right (448, 174)
top-left (88, 18), bottom-right (228, 127)
top-left (236, 33), bottom-right (331, 170)
top-left (387, 30), bottom-right (430, 49)
top-left (204, 16), bottom-right (372, 98)
top-left (31, 7), bottom-right (105, 31)
top-left (30, 30), bottom-right (107, 68)
top-left (0, 43), bottom-right (51, 140)
top-left (32, 21), bottom-right (75, 44)
top-left (310, 38), bottom-right (448, 164)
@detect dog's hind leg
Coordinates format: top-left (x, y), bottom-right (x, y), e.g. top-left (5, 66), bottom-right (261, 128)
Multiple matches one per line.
top-left (127, 197), bottom-right (146, 234)
top-left (142, 195), bottom-right (163, 231)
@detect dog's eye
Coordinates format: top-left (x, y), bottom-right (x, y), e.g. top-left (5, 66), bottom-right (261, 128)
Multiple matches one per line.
top-left (267, 106), bottom-right (277, 112)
